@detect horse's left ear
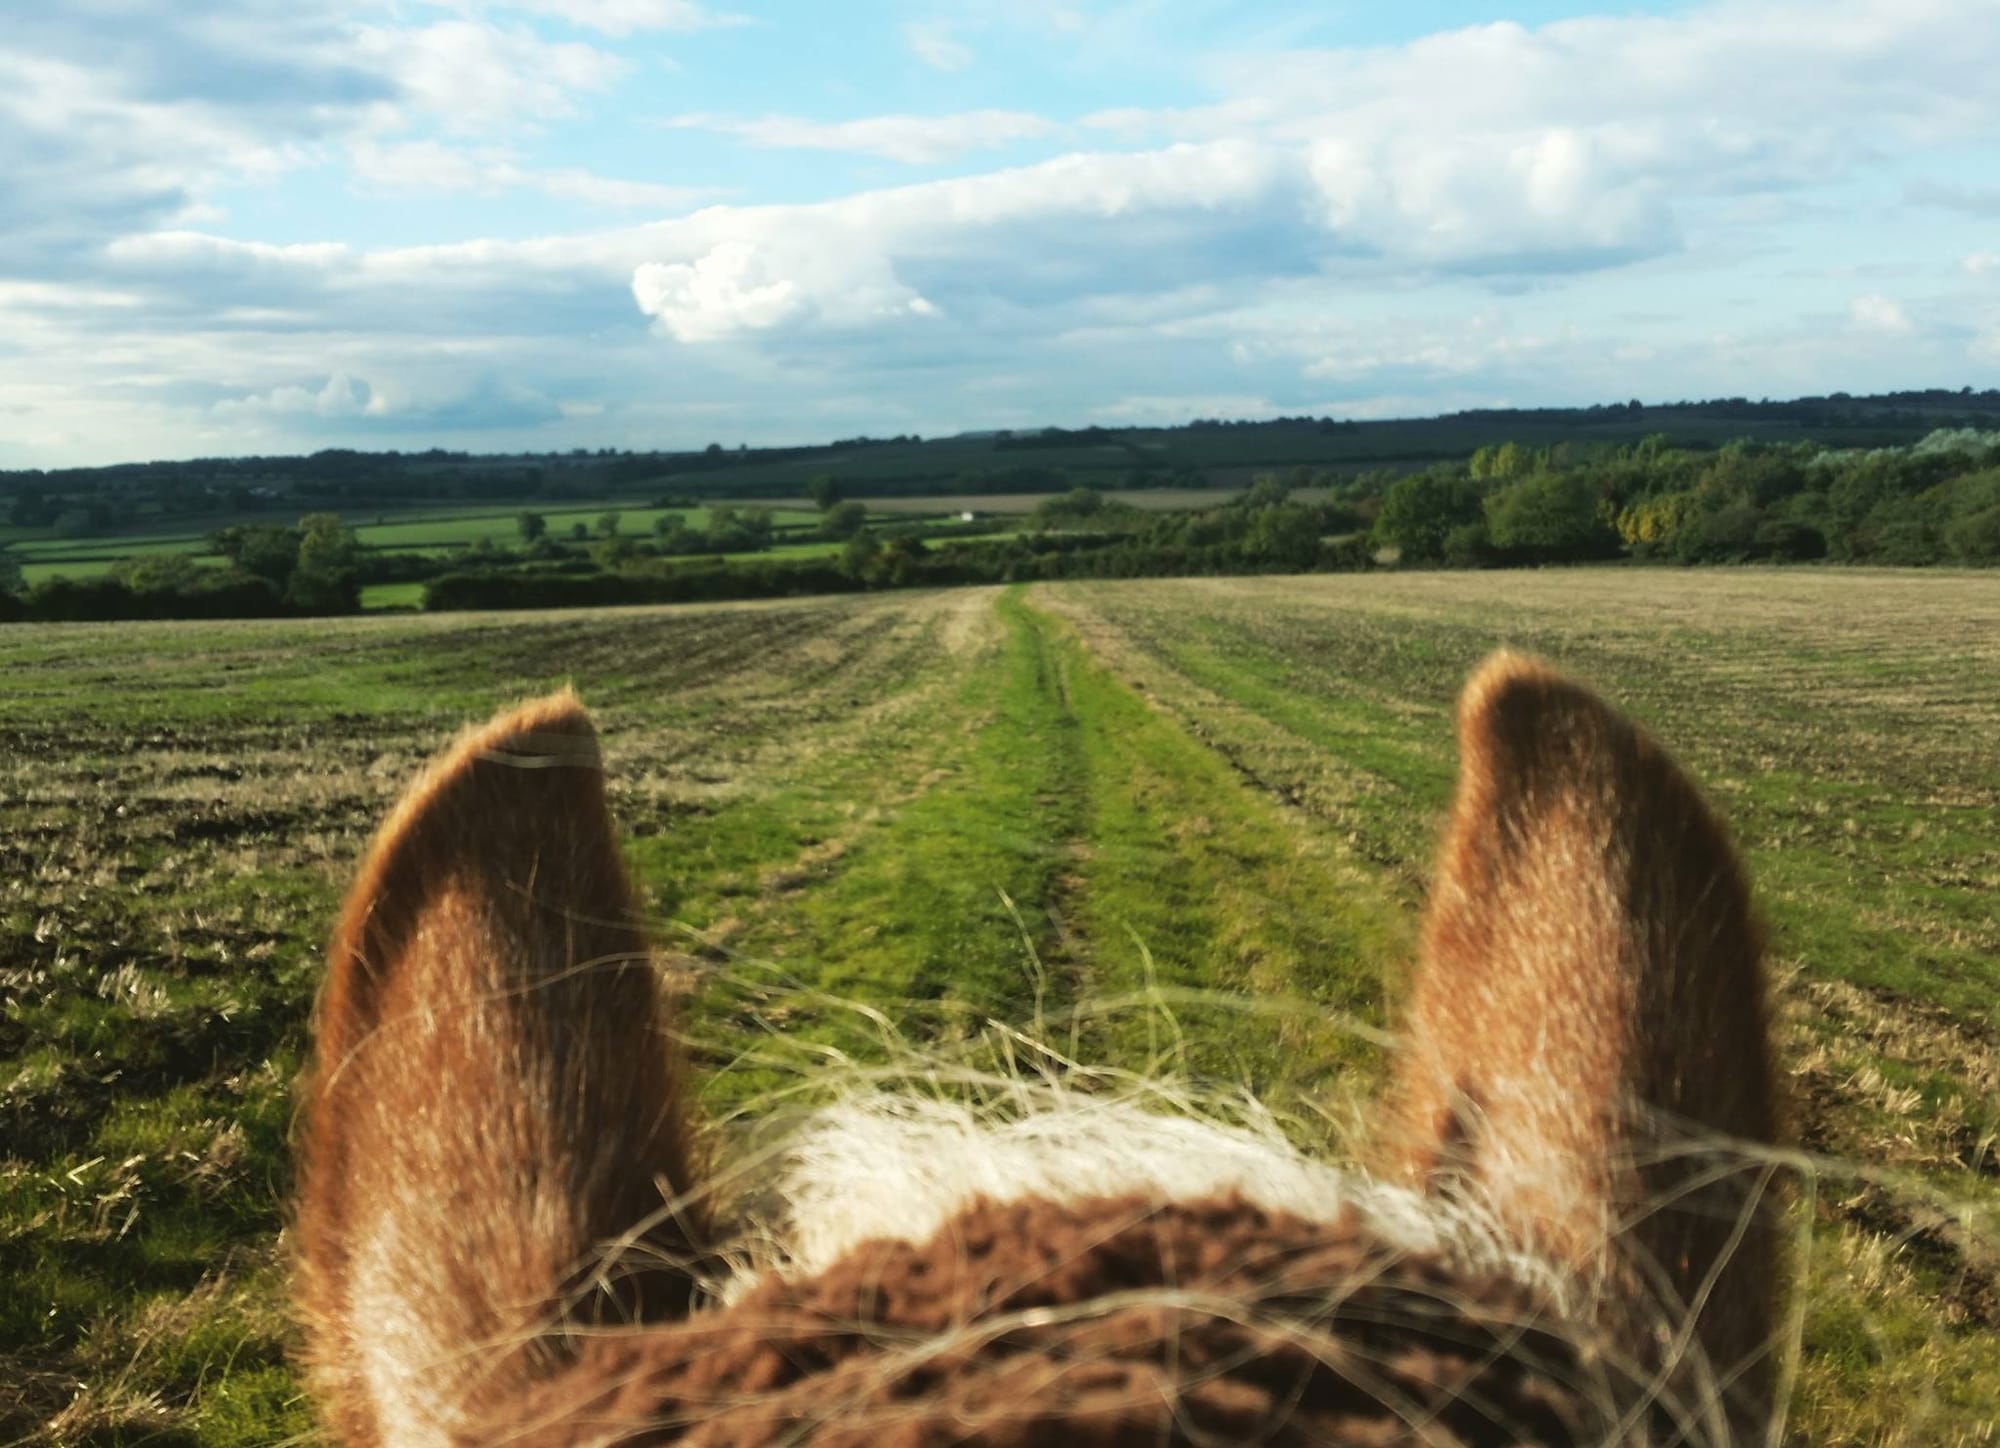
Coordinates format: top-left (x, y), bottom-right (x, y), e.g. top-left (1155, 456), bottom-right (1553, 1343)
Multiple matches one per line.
top-left (296, 692), bottom-right (707, 1445)
top-left (1381, 652), bottom-right (1781, 1432)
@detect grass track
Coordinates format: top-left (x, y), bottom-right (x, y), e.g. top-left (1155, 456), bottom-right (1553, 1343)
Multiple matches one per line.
top-left (1, 570), bottom-right (1996, 1442)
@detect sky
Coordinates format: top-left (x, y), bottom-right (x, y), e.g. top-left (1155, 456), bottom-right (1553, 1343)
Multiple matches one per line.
top-left (2, 0), bottom-right (1997, 467)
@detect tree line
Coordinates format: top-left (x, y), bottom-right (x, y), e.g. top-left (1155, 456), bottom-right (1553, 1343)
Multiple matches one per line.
top-left (2, 427), bottom-right (1995, 622)
top-left (1364, 428), bottom-right (2000, 567)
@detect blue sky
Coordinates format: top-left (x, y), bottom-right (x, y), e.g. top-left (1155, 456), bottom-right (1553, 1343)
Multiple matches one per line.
top-left (2, 0), bottom-right (1996, 466)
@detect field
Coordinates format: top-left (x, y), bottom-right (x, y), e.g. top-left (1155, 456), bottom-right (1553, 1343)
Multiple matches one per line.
top-left (2, 570), bottom-right (1996, 1443)
top-left (3, 503), bottom-right (827, 586)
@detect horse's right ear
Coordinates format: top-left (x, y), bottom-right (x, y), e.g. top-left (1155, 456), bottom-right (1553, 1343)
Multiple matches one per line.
top-left (1383, 652), bottom-right (1780, 1430)
top-left (296, 692), bottom-right (707, 1444)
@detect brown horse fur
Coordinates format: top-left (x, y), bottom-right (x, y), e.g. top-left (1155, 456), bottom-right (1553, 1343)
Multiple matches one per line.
top-left (295, 653), bottom-right (1784, 1446)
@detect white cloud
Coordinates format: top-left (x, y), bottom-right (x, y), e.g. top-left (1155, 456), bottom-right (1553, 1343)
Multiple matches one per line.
top-left (215, 373), bottom-right (383, 419)
top-left (668, 110), bottom-right (1056, 164)
top-left (104, 231), bottom-right (353, 279)
top-left (354, 20), bottom-right (626, 132)
top-left (351, 141), bottom-right (707, 210)
top-left (8, 0), bottom-right (2000, 465)
top-left (905, 20), bottom-right (973, 72)
top-left (473, 0), bottom-right (747, 35)
top-left (0, 8), bottom-right (645, 269)
top-left (632, 238), bottom-right (938, 342)
top-left (1850, 293), bottom-right (1915, 334)
top-left (1092, 393), bottom-right (1282, 424)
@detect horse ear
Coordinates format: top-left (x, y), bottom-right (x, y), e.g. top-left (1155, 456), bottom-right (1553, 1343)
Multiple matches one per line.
top-left (296, 692), bottom-right (707, 1444)
top-left (1383, 652), bottom-right (1780, 1428)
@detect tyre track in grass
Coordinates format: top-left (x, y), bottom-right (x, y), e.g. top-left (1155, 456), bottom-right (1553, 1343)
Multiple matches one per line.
top-left (663, 580), bottom-right (1412, 1126)
top-left (1040, 584), bottom-right (1457, 903)
top-left (1025, 587), bottom-right (1410, 1134)
top-left (692, 586), bottom-right (1408, 1135)
top-left (687, 589), bottom-right (1089, 1113)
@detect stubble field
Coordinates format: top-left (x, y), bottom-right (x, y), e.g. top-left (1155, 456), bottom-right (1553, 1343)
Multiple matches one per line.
top-left (1, 569), bottom-right (1996, 1444)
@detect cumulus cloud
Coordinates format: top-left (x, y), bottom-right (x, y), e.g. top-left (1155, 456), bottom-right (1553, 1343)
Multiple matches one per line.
top-left (1968, 252), bottom-right (2000, 276)
top-left (353, 20), bottom-right (625, 133)
top-left (619, 139), bottom-right (1327, 344)
top-left (1304, 126), bottom-right (1677, 271)
top-left (1851, 293), bottom-right (1916, 334)
top-left (632, 238), bottom-right (938, 342)
top-left (8, 0), bottom-right (2000, 463)
top-left (667, 110), bottom-right (1056, 164)
top-left (214, 373), bottom-right (382, 419)
top-left (0, 45), bottom-right (341, 269)
top-left (622, 0), bottom-right (2000, 364)
top-left (211, 371), bottom-right (566, 432)
top-left (0, 5), bottom-right (646, 271)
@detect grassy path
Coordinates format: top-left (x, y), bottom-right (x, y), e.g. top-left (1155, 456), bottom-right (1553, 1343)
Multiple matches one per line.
top-left (680, 589), bottom-right (1404, 1133)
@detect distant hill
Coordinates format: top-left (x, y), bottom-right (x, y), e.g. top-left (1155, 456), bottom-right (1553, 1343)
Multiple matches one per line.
top-left (5, 387), bottom-right (1998, 530)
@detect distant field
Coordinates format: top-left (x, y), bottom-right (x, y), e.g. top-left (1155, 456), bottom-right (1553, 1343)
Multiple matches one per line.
top-left (4, 502), bottom-right (828, 593)
top-left (350, 503), bottom-right (819, 551)
top-left (1, 571), bottom-right (1995, 1442)
top-left (809, 487), bottom-right (1290, 515)
top-left (355, 581), bottom-right (425, 610)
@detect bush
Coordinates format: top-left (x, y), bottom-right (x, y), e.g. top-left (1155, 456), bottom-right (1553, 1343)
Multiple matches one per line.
top-left (1485, 473), bottom-right (1617, 561)
top-left (1945, 505), bottom-right (2000, 563)
top-left (1442, 522), bottom-right (1492, 568)
top-left (1753, 519), bottom-right (1827, 561)
top-left (19, 573), bottom-right (289, 621)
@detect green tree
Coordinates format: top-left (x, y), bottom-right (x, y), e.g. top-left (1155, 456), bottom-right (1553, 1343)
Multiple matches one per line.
top-left (819, 500), bottom-right (868, 539)
top-left (1946, 505), bottom-right (2000, 562)
top-left (0, 545), bottom-right (22, 596)
top-left (1484, 473), bottom-right (1613, 560)
top-left (1034, 487), bottom-right (1106, 528)
top-left (517, 511), bottom-right (548, 543)
top-left (7, 483), bottom-right (52, 527)
top-left (296, 513), bottom-right (358, 575)
top-left (1370, 472), bottom-right (1480, 562)
top-left (1442, 522), bottom-right (1491, 567)
top-left (285, 566), bottom-right (359, 613)
top-left (806, 474), bottom-right (843, 511)
top-left (841, 529), bottom-right (882, 578)
top-left (592, 535), bottom-right (637, 567)
top-left (110, 553), bottom-right (205, 593)
top-left (1243, 503), bottom-right (1319, 567)
top-left (211, 524), bottom-right (301, 588)
top-left (596, 510), bottom-right (622, 538)
top-left (291, 513), bottom-right (361, 612)
top-left (1676, 501), bottom-right (1763, 563)
top-left (654, 514), bottom-right (696, 553)
top-left (1238, 475), bottom-right (1291, 509)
